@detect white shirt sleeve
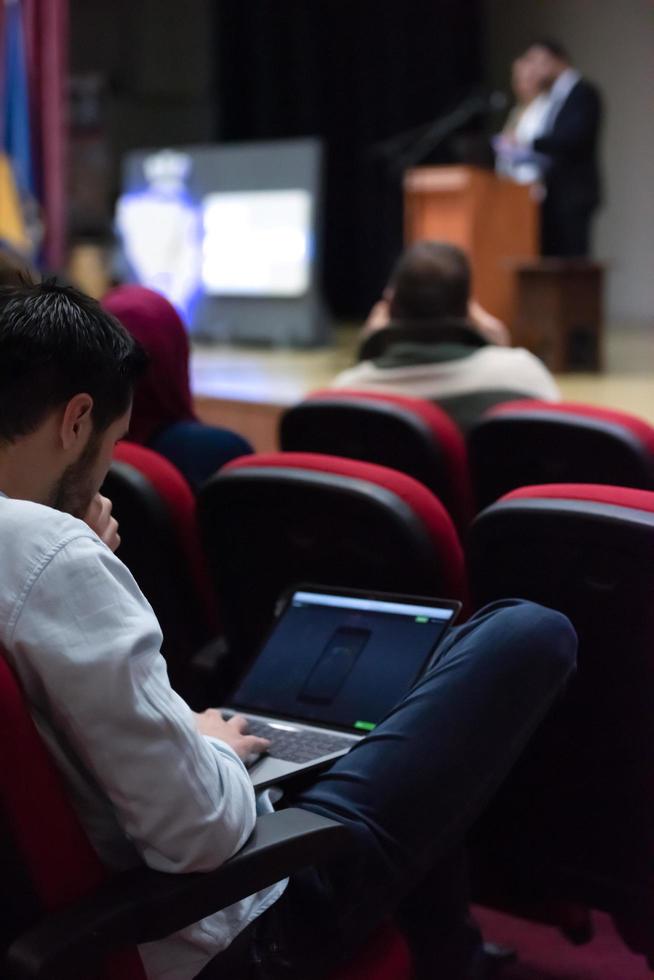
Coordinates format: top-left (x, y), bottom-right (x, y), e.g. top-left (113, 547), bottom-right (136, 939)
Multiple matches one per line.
top-left (9, 534), bottom-right (257, 874)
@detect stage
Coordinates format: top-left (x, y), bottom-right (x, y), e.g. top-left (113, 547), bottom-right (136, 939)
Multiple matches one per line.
top-left (191, 323), bottom-right (654, 452)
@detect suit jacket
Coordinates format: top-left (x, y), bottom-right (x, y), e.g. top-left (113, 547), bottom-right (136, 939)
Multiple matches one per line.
top-left (533, 78), bottom-right (602, 212)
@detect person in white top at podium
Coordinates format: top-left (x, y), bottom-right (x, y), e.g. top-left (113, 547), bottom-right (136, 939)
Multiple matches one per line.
top-left (332, 242), bottom-right (560, 433)
top-left (494, 57), bottom-right (549, 186)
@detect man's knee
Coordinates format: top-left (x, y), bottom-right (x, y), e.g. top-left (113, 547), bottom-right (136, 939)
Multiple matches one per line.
top-left (476, 599), bottom-right (577, 688)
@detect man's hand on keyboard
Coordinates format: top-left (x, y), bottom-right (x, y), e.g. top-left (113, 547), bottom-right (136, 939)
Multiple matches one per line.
top-left (195, 709), bottom-right (271, 761)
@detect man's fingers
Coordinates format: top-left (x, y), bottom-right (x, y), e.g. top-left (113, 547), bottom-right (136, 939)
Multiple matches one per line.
top-left (100, 498), bottom-right (113, 527)
top-left (227, 713), bottom-right (250, 733)
top-left (94, 494), bottom-right (111, 520)
top-left (101, 515), bottom-right (121, 552)
top-left (238, 735), bottom-right (271, 754)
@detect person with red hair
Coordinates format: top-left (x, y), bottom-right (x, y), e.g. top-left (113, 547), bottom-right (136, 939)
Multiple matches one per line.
top-left (103, 285), bottom-right (252, 489)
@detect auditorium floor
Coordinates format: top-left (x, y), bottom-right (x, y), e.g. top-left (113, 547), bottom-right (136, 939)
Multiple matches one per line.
top-left (191, 323), bottom-right (654, 451)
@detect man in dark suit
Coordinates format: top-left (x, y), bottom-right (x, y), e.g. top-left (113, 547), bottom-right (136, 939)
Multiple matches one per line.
top-left (524, 39), bottom-right (602, 257)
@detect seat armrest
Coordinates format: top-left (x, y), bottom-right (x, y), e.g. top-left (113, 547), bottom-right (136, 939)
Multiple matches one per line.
top-left (5, 808), bottom-right (349, 980)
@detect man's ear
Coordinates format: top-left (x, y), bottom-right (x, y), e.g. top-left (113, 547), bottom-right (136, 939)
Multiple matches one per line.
top-left (60, 394), bottom-right (94, 451)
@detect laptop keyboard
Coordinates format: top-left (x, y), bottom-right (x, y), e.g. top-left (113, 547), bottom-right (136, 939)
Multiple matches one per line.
top-left (245, 718), bottom-right (359, 764)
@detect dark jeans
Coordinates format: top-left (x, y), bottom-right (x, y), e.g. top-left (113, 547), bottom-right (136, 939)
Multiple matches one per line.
top-left (200, 600), bottom-right (577, 979)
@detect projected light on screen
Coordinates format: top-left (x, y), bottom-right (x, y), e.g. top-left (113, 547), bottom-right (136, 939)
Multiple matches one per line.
top-left (201, 190), bottom-right (311, 297)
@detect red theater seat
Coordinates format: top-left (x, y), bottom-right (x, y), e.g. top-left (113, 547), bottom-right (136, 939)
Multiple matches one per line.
top-left (0, 653), bottom-right (411, 980)
top-left (102, 442), bottom-right (218, 692)
top-left (280, 388), bottom-right (474, 531)
top-left (468, 484), bottom-right (654, 965)
top-left (197, 452), bottom-right (467, 684)
top-left (0, 652), bottom-right (146, 980)
top-left (468, 400), bottom-right (654, 508)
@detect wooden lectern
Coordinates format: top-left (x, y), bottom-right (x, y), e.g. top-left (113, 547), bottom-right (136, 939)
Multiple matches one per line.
top-left (404, 165), bottom-right (539, 326)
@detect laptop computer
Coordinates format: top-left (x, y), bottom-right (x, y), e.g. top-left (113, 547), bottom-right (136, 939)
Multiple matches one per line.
top-left (220, 585), bottom-right (461, 789)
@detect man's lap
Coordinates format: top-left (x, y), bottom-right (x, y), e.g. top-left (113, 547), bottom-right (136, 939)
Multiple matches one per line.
top-left (200, 600), bottom-right (577, 979)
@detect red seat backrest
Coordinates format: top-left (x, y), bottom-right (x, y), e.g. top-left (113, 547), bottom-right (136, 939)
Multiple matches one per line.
top-left (281, 388), bottom-right (474, 530)
top-left (223, 452), bottom-right (466, 600)
top-left (0, 652), bottom-right (145, 979)
top-left (468, 483), bottom-right (654, 952)
top-left (502, 481), bottom-right (654, 509)
top-left (469, 400), bottom-right (654, 509)
top-left (113, 441), bottom-right (218, 630)
top-left (487, 400), bottom-right (654, 454)
top-left (200, 452), bottom-right (467, 679)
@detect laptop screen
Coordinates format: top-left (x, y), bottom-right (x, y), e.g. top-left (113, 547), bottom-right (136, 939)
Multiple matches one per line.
top-left (230, 589), bottom-right (459, 733)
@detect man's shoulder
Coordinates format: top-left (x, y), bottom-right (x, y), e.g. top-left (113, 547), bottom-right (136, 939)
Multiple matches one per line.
top-left (0, 498), bottom-right (105, 644)
top-left (0, 495), bottom-right (89, 536)
top-left (0, 496), bottom-right (98, 568)
top-left (472, 344), bottom-right (547, 368)
top-left (470, 346), bottom-right (560, 396)
top-left (567, 76), bottom-right (601, 108)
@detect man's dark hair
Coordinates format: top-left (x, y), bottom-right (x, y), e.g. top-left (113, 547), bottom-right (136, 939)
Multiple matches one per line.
top-left (527, 38), bottom-right (570, 61)
top-left (0, 249), bottom-right (35, 288)
top-left (388, 241), bottom-right (470, 321)
top-left (0, 279), bottom-right (147, 443)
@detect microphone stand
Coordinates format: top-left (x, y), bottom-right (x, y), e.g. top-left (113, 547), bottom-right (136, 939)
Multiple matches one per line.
top-left (375, 92), bottom-right (494, 177)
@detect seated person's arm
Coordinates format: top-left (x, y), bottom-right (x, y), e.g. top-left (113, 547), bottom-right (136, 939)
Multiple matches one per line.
top-left (10, 536), bottom-right (267, 873)
top-left (361, 296), bottom-right (391, 339)
top-left (468, 299), bottom-right (511, 347)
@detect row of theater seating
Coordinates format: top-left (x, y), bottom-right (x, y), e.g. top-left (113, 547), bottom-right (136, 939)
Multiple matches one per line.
top-left (281, 389), bottom-right (654, 529)
top-left (101, 415), bottom-right (654, 971)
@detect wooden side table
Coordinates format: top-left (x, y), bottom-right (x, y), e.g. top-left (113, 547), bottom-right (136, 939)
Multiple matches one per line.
top-left (511, 260), bottom-right (605, 372)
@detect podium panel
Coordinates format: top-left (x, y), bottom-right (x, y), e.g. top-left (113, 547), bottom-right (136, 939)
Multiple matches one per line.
top-left (404, 166), bottom-right (538, 327)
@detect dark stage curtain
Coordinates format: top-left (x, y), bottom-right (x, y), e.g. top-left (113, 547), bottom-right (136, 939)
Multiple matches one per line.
top-left (214, 0), bottom-right (484, 317)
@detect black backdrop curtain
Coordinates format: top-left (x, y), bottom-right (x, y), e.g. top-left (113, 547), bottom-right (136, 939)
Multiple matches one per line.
top-left (214, 0), bottom-right (484, 317)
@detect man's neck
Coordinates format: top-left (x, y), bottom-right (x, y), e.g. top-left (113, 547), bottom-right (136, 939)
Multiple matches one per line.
top-left (0, 466), bottom-right (50, 505)
top-left (0, 439), bottom-right (56, 506)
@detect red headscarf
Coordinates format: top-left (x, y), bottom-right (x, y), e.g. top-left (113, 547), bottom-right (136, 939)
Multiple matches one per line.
top-left (103, 285), bottom-right (196, 444)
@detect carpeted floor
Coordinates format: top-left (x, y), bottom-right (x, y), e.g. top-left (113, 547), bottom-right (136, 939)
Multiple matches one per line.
top-left (474, 906), bottom-right (652, 979)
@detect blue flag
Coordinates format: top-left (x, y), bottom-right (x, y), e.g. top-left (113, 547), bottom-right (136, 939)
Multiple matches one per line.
top-left (2, 0), bottom-right (34, 199)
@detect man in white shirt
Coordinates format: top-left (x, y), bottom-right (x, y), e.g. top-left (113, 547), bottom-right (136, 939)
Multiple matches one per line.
top-left (0, 281), bottom-right (576, 979)
top-left (333, 242), bottom-right (560, 432)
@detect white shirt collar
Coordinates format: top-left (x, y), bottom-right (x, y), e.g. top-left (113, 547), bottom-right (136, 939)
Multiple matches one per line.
top-left (549, 67), bottom-right (581, 106)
